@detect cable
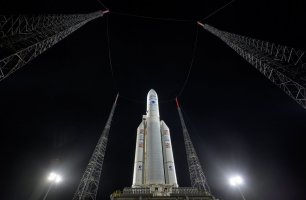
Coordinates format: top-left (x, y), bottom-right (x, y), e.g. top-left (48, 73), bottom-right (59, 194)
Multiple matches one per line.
top-left (119, 95), bottom-right (145, 104)
top-left (111, 11), bottom-right (194, 22)
top-left (105, 14), bottom-right (176, 104)
top-left (176, 23), bottom-right (199, 98)
top-left (200, 0), bottom-right (236, 21)
top-left (106, 10), bottom-right (197, 102)
top-left (106, 14), bottom-right (118, 92)
top-left (119, 94), bottom-right (175, 104)
top-left (96, 0), bottom-right (108, 10)
top-left (180, 106), bottom-right (204, 141)
top-left (160, 98), bottom-right (176, 103)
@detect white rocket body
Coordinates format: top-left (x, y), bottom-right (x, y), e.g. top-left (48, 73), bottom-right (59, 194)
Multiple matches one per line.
top-left (132, 89), bottom-right (178, 188)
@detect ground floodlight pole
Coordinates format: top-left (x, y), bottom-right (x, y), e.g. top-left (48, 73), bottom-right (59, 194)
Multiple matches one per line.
top-left (43, 182), bottom-right (54, 200)
top-left (237, 186), bottom-right (246, 200)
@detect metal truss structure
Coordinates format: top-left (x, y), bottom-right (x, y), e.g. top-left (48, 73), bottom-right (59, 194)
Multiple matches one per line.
top-left (72, 94), bottom-right (118, 200)
top-left (198, 22), bottom-right (306, 109)
top-left (0, 10), bottom-right (108, 82)
top-left (176, 98), bottom-right (211, 193)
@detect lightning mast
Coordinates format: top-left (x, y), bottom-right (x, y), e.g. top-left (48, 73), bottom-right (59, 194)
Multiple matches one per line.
top-left (198, 22), bottom-right (306, 109)
top-left (0, 10), bottom-right (108, 82)
top-left (175, 98), bottom-right (211, 193)
top-left (73, 94), bottom-right (118, 200)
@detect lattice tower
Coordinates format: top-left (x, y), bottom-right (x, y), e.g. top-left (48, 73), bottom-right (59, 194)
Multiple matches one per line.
top-left (72, 94), bottom-right (118, 200)
top-left (198, 22), bottom-right (306, 109)
top-left (176, 98), bottom-right (211, 193)
top-left (0, 10), bottom-right (108, 81)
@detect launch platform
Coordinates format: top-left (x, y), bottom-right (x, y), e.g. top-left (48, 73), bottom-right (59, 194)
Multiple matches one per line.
top-left (110, 187), bottom-right (215, 200)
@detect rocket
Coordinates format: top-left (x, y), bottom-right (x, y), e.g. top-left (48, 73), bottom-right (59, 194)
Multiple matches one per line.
top-left (132, 89), bottom-right (178, 187)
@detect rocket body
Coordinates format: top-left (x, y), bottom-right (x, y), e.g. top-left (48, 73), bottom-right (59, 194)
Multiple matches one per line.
top-left (132, 89), bottom-right (178, 187)
top-left (145, 89), bottom-right (165, 184)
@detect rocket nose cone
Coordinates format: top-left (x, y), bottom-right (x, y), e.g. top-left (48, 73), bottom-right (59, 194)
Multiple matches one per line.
top-left (146, 89), bottom-right (159, 116)
top-left (148, 89), bottom-right (157, 95)
top-left (147, 89), bottom-right (158, 99)
top-left (147, 89), bottom-right (158, 104)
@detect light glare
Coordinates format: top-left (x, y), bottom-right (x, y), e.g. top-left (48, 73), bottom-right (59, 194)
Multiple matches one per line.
top-left (236, 176), bottom-right (243, 184)
top-left (55, 176), bottom-right (62, 183)
top-left (48, 172), bottom-right (56, 181)
top-left (47, 172), bottom-right (62, 183)
top-left (229, 175), bottom-right (243, 186)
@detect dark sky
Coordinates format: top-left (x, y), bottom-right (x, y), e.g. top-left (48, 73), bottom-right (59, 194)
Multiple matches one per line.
top-left (1, 0), bottom-right (306, 200)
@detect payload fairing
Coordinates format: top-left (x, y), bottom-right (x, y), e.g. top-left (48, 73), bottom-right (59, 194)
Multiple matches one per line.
top-left (132, 89), bottom-right (178, 188)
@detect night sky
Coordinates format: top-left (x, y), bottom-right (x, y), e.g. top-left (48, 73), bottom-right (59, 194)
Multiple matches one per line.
top-left (1, 0), bottom-right (306, 200)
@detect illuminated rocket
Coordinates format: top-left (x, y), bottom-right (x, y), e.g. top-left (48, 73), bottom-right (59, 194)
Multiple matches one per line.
top-left (132, 89), bottom-right (178, 187)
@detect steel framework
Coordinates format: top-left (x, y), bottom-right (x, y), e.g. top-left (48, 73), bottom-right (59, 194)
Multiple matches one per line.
top-left (198, 22), bottom-right (306, 109)
top-left (175, 98), bottom-right (211, 193)
top-left (0, 10), bottom-right (108, 81)
top-left (72, 94), bottom-right (118, 200)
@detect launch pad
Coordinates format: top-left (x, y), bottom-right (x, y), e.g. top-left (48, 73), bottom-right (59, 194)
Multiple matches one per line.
top-left (110, 187), bottom-right (215, 200)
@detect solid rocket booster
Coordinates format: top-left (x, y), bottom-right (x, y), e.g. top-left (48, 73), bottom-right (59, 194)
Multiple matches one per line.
top-left (161, 121), bottom-right (178, 186)
top-left (132, 121), bottom-right (144, 186)
top-left (132, 89), bottom-right (178, 187)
